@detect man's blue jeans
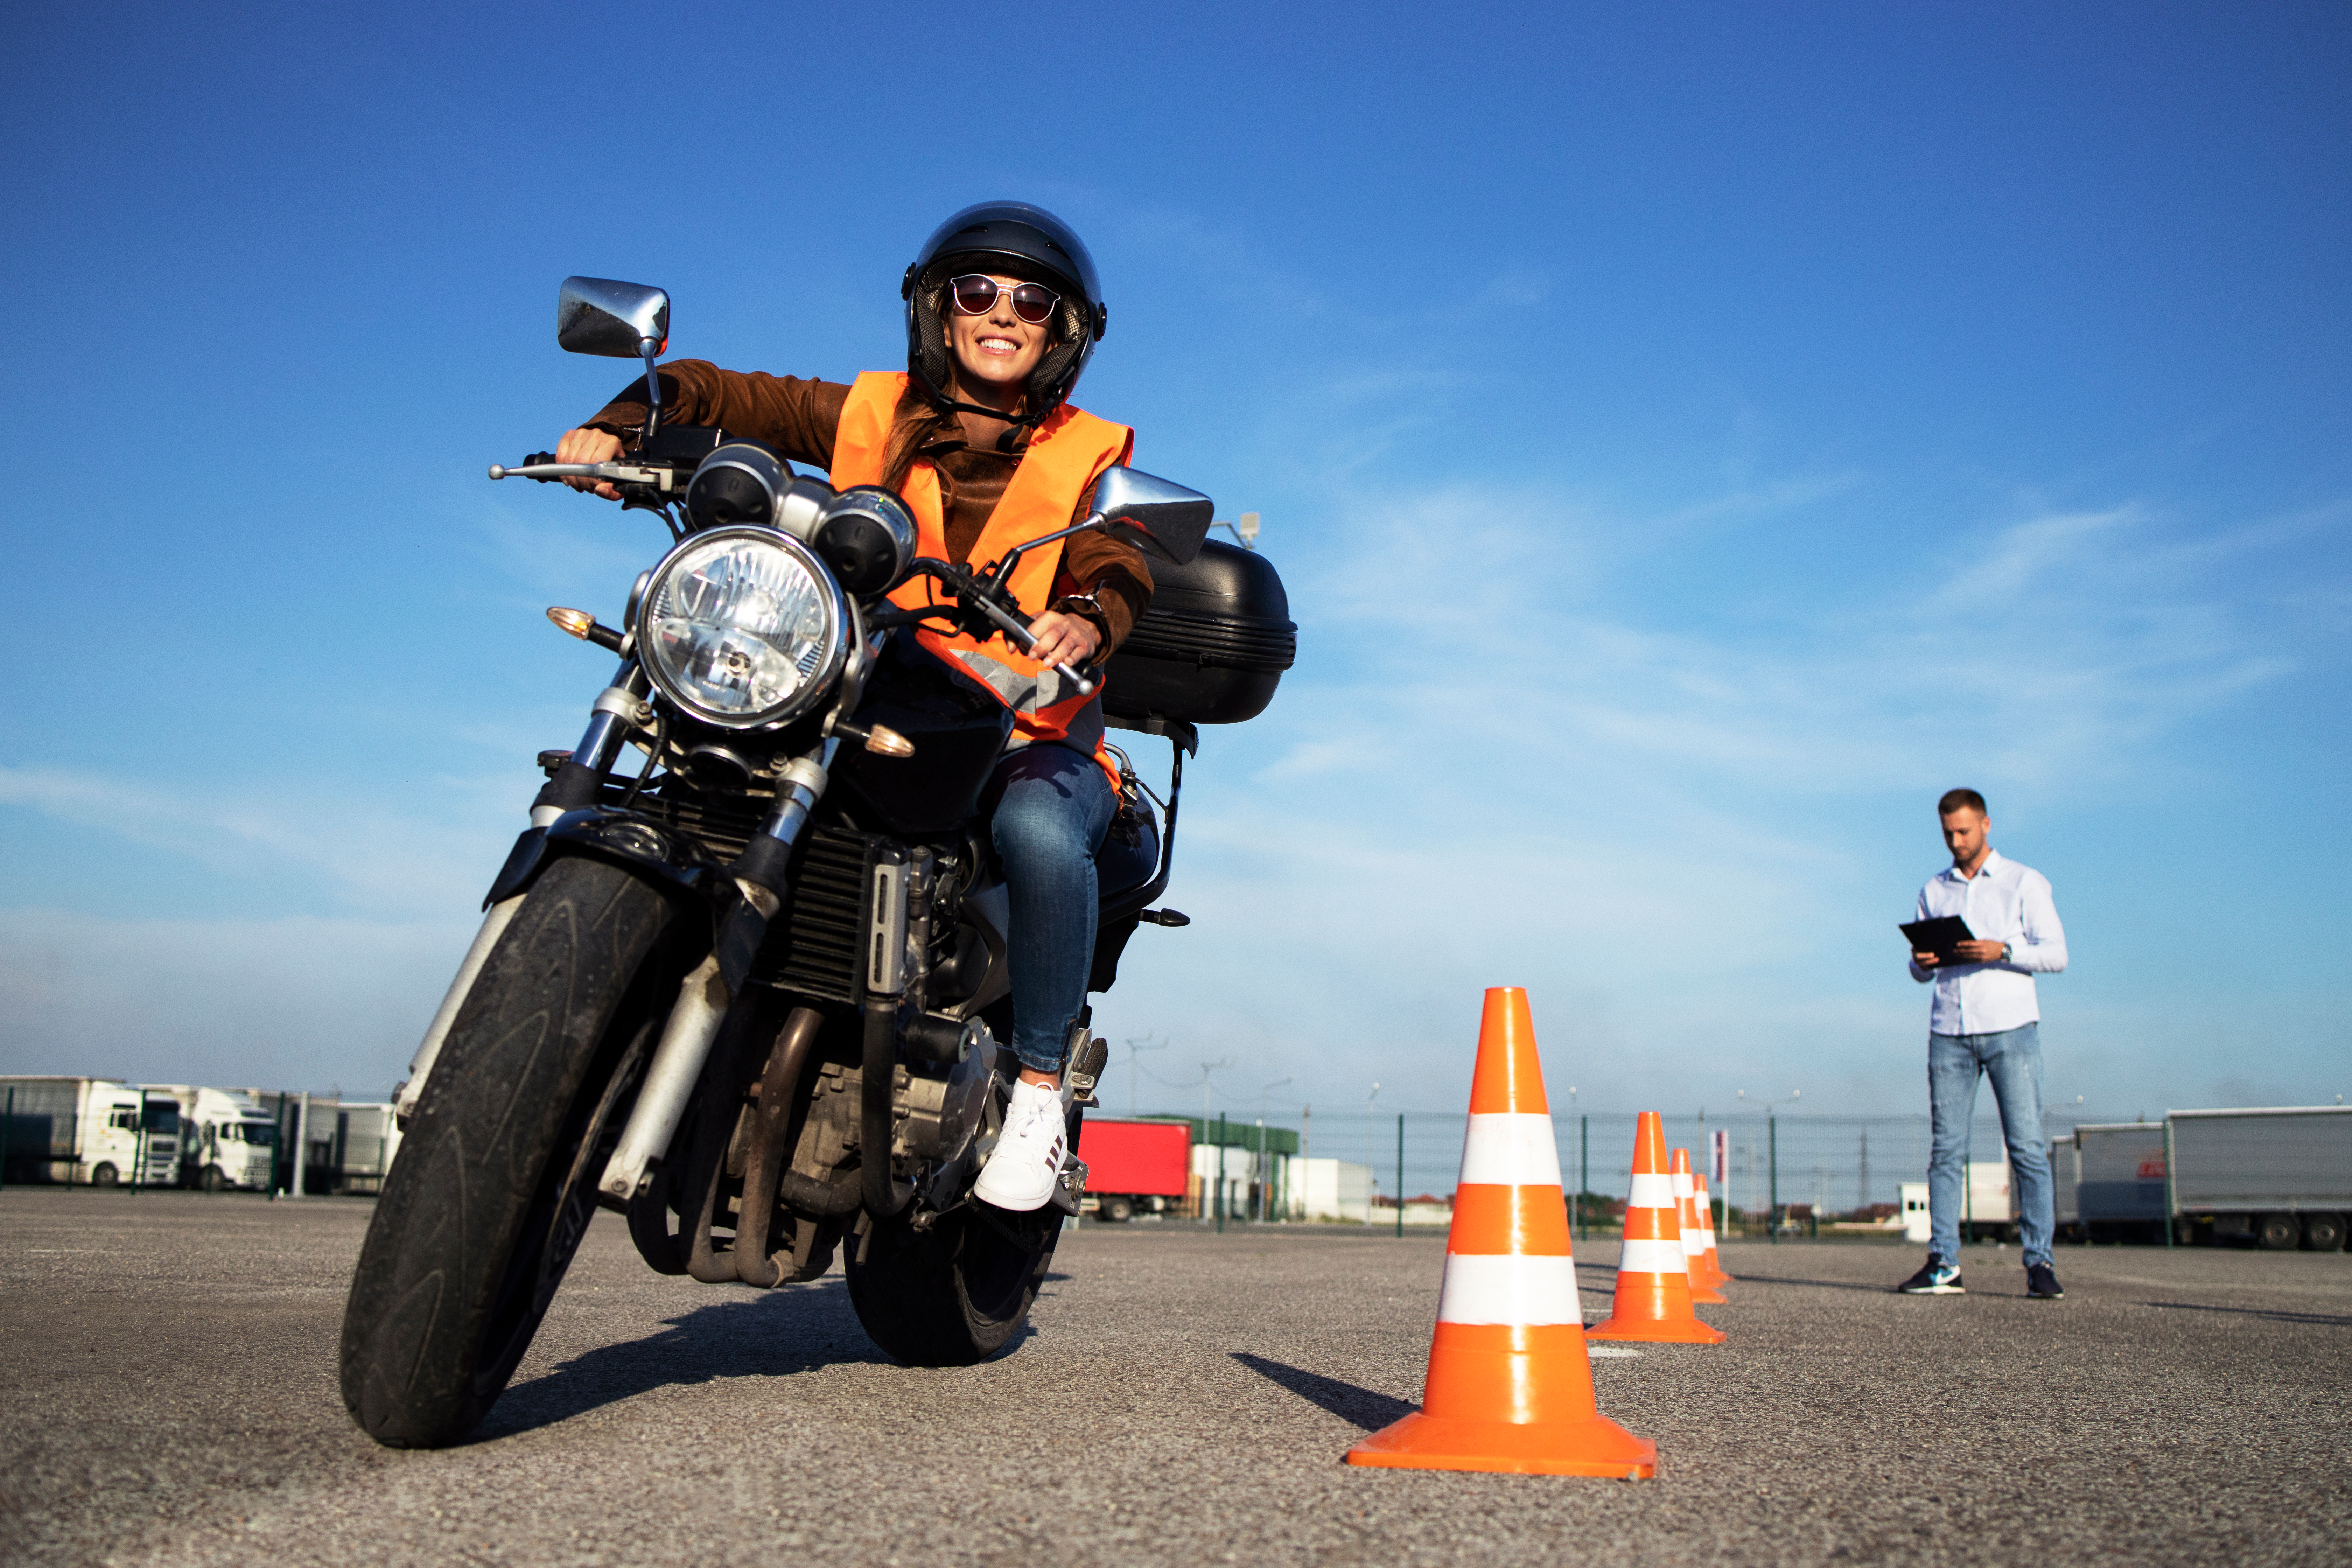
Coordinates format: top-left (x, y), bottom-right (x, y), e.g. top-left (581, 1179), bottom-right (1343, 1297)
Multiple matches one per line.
top-left (988, 743), bottom-right (1116, 1076)
top-left (1927, 1022), bottom-right (2054, 1268)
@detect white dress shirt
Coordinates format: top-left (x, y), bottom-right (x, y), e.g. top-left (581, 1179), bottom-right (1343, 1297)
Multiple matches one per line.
top-left (1909, 849), bottom-right (2067, 1035)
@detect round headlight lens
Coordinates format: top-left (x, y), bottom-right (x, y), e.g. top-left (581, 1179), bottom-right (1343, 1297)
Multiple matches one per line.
top-left (634, 527), bottom-right (847, 728)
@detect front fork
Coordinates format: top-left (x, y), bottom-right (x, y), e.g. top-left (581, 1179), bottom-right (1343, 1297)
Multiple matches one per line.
top-left (398, 652), bottom-right (850, 1209)
top-left (395, 660), bottom-right (652, 1125)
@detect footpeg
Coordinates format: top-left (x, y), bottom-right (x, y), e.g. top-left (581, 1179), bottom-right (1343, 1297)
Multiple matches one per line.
top-left (1067, 1034), bottom-right (1109, 1108)
top-left (1049, 1156), bottom-right (1088, 1217)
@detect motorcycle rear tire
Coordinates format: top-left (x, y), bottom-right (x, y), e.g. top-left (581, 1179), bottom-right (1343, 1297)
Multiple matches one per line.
top-left (845, 1166), bottom-right (1069, 1366)
top-left (338, 857), bottom-right (680, 1448)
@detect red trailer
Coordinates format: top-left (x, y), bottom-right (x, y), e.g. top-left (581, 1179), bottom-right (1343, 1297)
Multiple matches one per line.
top-left (1078, 1118), bottom-right (1192, 1222)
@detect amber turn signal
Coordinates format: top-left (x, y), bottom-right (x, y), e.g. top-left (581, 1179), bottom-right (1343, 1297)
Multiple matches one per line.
top-left (863, 724), bottom-right (915, 758)
top-left (546, 606), bottom-right (627, 652)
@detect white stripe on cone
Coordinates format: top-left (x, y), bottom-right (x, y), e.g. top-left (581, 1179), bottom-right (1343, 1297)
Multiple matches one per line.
top-left (1617, 1238), bottom-right (1687, 1275)
top-left (1435, 1254), bottom-right (1582, 1325)
top-left (1672, 1170), bottom-right (1693, 1199)
top-left (1456, 1114), bottom-right (1564, 1188)
top-left (1628, 1173), bottom-right (1676, 1209)
top-left (1682, 1225), bottom-right (1708, 1259)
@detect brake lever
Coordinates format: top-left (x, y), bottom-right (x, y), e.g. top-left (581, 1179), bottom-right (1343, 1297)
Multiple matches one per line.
top-left (902, 560), bottom-right (1098, 695)
top-left (487, 457), bottom-right (685, 493)
top-left (965, 594), bottom-right (1097, 696)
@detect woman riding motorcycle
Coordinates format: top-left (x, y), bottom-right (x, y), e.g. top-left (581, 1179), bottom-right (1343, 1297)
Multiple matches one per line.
top-left (551, 201), bottom-right (1147, 1214)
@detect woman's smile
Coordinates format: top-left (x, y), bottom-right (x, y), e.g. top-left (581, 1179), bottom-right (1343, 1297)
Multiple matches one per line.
top-left (945, 272), bottom-right (1049, 403)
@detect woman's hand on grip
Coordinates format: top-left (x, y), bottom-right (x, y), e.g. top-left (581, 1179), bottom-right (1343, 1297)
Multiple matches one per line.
top-left (1026, 610), bottom-right (1101, 670)
top-left (555, 428), bottom-right (624, 499)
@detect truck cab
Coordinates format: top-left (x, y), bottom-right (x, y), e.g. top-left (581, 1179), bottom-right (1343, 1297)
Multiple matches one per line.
top-left (167, 1087), bottom-right (279, 1191)
top-left (86, 1087), bottom-right (180, 1186)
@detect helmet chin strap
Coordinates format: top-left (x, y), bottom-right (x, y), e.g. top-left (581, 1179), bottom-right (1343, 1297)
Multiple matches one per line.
top-left (911, 367), bottom-right (1061, 446)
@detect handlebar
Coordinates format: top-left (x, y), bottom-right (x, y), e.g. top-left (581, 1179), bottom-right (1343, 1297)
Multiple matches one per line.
top-left (488, 456), bottom-right (687, 491)
top-left (890, 563), bottom-right (1099, 697)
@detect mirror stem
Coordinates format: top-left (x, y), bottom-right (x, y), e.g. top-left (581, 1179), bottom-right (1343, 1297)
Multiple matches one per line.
top-left (990, 510), bottom-right (1107, 585)
top-left (639, 338), bottom-right (663, 442)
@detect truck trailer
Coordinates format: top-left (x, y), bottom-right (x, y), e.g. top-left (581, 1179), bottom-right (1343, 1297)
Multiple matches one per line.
top-left (330, 1102), bottom-right (403, 1195)
top-left (0, 1076), bottom-right (182, 1187)
top-left (2073, 1121), bottom-right (2169, 1242)
top-left (2167, 1106), bottom-right (2350, 1252)
top-left (1076, 1118), bottom-right (1192, 1222)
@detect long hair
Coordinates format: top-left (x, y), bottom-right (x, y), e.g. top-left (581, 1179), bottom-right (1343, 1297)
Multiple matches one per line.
top-left (879, 374), bottom-right (951, 495)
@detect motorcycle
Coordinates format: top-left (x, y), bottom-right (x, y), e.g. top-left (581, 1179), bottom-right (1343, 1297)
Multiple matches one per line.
top-left (337, 277), bottom-right (1295, 1448)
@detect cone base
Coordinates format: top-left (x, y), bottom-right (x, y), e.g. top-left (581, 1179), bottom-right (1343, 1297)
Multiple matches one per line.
top-left (1346, 1410), bottom-right (1657, 1478)
top-left (1688, 1283), bottom-right (1729, 1305)
top-left (1584, 1314), bottom-right (1727, 1344)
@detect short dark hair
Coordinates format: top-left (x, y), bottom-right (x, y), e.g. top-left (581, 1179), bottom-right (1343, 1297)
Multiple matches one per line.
top-left (1938, 787), bottom-right (1987, 818)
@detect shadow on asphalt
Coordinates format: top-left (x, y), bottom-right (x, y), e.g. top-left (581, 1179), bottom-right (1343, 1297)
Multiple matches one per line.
top-left (2140, 1300), bottom-right (2352, 1328)
top-left (1230, 1352), bottom-right (1415, 1432)
top-left (1724, 1272), bottom-right (1906, 1295)
top-left (478, 1282), bottom-right (889, 1441)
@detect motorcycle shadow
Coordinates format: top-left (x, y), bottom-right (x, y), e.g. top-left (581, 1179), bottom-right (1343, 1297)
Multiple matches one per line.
top-left (475, 1279), bottom-right (895, 1442)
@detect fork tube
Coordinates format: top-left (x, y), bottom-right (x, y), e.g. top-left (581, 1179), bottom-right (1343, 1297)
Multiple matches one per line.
top-left (406, 661), bottom-right (646, 1122)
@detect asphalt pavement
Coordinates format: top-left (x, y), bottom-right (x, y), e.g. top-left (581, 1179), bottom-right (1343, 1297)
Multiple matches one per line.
top-left (2, 1189), bottom-right (2345, 1567)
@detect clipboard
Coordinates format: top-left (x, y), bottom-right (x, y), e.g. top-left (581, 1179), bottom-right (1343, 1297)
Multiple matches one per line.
top-left (1900, 915), bottom-right (1975, 958)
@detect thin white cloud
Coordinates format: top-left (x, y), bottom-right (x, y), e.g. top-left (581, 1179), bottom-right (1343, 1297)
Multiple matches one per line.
top-left (0, 763), bottom-right (505, 917)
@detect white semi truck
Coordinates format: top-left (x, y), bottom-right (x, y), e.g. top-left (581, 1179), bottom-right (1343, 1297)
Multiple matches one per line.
top-left (146, 1085), bottom-right (280, 1191)
top-left (0, 1076), bottom-right (182, 1186)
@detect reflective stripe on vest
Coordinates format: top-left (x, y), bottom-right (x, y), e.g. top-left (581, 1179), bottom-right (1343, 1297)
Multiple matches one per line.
top-left (831, 371), bottom-right (1133, 746)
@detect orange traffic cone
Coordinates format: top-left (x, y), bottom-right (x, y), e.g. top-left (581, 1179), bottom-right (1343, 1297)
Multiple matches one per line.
top-left (1693, 1171), bottom-right (1733, 1289)
top-left (1346, 988), bottom-right (1657, 1478)
top-left (1587, 1113), bottom-right (1726, 1344)
top-left (1670, 1149), bottom-right (1728, 1306)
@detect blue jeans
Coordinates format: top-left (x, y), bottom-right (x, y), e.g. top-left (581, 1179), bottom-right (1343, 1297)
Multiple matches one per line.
top-left (1927, 1023), bottom-right (2054, 1267)
top-left (988, 743), bottom-right (1116, 1076)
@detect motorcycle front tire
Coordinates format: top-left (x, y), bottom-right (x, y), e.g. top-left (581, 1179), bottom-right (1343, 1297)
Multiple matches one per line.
top-left (338, 856), bottom-right (683, 1448)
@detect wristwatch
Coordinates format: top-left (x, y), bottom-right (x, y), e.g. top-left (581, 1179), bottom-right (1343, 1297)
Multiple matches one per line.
top-left (2001, 943), bottom-right (2014, 964)
top-left (1050, 590), bottom-right (1110, 642)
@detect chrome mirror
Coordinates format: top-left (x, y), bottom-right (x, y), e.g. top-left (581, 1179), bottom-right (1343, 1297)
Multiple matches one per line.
top-left (1092, 467), bottom-right (1214, 566)
top-left (557, 277), bottom-right (669, 357)
top-left (558, 276), bottom-right (671, 439)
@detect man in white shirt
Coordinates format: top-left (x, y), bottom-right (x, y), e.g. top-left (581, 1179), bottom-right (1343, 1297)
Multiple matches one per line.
top-left (1897, 788), bottom-right (2070, 1300)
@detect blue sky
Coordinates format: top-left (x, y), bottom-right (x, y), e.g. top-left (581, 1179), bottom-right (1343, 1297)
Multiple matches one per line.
top-left (2, 2), bottom-right (2345, 1121)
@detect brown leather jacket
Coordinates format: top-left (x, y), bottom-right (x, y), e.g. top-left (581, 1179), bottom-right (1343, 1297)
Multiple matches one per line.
top-left (583, 363), bottom-right (1152, 652)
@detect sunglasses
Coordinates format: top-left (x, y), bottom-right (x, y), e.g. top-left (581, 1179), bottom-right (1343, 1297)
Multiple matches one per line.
top-left (947, 274), bottom-right (1061, 327)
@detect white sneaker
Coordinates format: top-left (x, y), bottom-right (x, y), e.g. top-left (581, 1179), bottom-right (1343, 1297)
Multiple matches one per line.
top-left (973, 1078), bottom-right (1068, 1212)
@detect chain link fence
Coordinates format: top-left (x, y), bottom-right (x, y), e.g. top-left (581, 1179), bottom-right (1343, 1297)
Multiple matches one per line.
top-left (1124, 1107), bottom-right (2141, 1237)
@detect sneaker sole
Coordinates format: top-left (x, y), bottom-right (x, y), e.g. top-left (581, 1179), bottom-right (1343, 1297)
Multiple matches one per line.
top-left (1899, 1282), bottom-right (1966, 1295)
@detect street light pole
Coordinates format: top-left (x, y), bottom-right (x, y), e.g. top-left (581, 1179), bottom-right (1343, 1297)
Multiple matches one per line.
top-left (1259, 1076), bottom-right (1292, 1223)
top-left (1127, 1032), bottom-right (1167, 1117)
top-left (1738, 1088), bottom-right (1799, 1240)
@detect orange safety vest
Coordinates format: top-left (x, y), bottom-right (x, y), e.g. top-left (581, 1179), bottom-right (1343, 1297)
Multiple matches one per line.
top-left (831, 371), bottom-right (1133, 763)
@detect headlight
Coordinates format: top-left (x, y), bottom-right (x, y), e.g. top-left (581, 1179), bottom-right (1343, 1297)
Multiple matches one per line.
top-left (633, 526), bottom-right (848, 728)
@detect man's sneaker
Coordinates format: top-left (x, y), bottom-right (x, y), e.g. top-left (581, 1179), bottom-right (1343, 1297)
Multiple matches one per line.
top-left (1897, 1255), bottom-right (1965, 1294)
top-left (972, 1078), bottom-right (1068, 1213)
top-left (2025, 1262), bottom-right (2065, 1299)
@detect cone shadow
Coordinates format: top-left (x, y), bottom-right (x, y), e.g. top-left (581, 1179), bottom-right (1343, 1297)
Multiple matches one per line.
top-left (1231, 1352), bottom-right (1418, 1432)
